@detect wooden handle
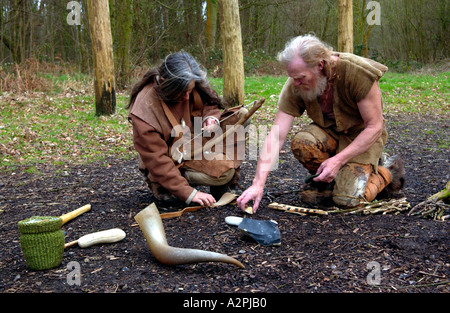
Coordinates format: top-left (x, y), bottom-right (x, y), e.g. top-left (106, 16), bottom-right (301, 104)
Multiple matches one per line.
top-left (76, 228), bottom-right (126, 248)
top-left (64, 240), bottom-right (79, 249)
top-left (160, 206), bottom-right (203, 219)
top-left (237, 98), bottom-right (265, 125)
top-left (60, 204), bottom-right (91, 225)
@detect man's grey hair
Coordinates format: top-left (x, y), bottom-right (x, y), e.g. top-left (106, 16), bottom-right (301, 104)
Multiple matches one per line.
top-left (277, 34), bottom-right (334, 77)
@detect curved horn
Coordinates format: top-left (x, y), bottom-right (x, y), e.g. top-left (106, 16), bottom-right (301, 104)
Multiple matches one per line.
top-left (134, 203), bottom-right (244, 268)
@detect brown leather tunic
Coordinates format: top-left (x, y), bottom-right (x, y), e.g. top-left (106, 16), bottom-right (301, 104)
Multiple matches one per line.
top-left (128, 84), bottom-right (224, 202)
top-left (278, 53), bottom-right (388, 170)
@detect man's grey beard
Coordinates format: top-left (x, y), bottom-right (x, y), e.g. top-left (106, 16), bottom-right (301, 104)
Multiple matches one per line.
top-left (295, 74), bottom-right (328, 102)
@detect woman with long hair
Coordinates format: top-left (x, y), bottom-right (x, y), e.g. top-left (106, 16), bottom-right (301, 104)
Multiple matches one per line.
top-left (128, 52), bottom-right (243, 206)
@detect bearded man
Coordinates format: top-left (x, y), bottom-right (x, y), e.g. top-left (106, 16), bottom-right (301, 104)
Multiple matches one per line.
top-left (237, 34), bottom-right (405, 213)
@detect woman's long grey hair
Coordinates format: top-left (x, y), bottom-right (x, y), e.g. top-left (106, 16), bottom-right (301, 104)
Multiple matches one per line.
top-left (128, 52), bottom-right (223, 109)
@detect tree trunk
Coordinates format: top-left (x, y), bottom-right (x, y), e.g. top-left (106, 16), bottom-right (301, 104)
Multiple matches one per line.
top-left (114, 0), bottom-right (133, 87)
top-left (13, 0), bottom-right (24, 63)
top-left (321, 1), bottom-right (333, 41)
top-left (206, 0), bottom-right (218, 49)
top-left (338, 0), bottom-right (353, 53)
top-left (218, 0), bottom-right (245, 107)
top-left (87, 0), bottom-right (116, 116)
top-left (183, 0), bottom-right (193, 45)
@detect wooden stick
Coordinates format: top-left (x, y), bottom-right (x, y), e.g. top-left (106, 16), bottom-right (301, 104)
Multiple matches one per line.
top-left (268, 202), bottom-right (328, 215)
top-left (160, 206), bottom-right (204, 219)
top-left (191, 98), bottom-right (264, 160)
top-left (64, 240), bottom-right (79, 249)
top-left (160, 192), bottom-right (237, 219)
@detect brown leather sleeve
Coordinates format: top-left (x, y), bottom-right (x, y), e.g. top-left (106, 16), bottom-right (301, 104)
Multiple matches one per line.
top-left (130, 114), bottom-right (195, 202)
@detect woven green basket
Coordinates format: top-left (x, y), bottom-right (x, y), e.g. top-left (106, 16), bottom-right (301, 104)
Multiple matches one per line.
top-left (18, 216), bottom-right (65, 270)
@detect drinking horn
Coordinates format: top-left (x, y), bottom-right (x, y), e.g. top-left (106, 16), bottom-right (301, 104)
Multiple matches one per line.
top-left (134, 203), bottom-right (244, 268)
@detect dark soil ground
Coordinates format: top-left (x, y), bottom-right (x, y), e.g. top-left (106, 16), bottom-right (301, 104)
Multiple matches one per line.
top-left (0, 113), bottom-right (448, 298)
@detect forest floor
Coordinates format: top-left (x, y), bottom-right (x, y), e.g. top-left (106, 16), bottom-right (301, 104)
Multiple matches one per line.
top-left (0, 112), bottom-right (449, 299)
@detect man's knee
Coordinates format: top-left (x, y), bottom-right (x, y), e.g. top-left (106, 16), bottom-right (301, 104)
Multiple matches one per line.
top-left (291, 125), bottom-right (337, 172)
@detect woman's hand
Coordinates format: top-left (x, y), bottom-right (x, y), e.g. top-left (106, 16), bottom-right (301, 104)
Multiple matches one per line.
top-left (192, 191), bottom-right (216, 207)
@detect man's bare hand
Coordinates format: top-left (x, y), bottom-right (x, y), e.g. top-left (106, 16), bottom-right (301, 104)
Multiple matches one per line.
top-left (313, 156), bottom-right (343, 183)
top-left (237, 185), bottom-right (264, 214)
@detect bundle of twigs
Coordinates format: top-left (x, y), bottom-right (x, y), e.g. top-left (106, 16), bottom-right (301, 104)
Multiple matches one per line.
top-left (407, 182), bottom-right (449, 220)
top-left (269, 182), bottom-right (450, 220)
top-left (358, 197), bottom-right (411, 215)
top-left (269, 198), bottom-right (411, 217)
top-left (327, 197), bottom-right (411, 215)
top-left (408, 198), bottom-right (449, 220)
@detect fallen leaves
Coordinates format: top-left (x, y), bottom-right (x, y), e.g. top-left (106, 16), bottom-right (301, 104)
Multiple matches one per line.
top-left (0, 93), bottom-right (133, 167)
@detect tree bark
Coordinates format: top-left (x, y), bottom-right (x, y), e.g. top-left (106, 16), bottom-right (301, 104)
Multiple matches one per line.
top-left (114, 0), bottom-right (133, 87)
top-left (206, 0), bottom-right (218, 49)
top-left (218, 0), bottom-right (245, 107)
top-left (87, 0), bottom-right (116, 116)
top-left (338, 0), bottom-right (353, 53)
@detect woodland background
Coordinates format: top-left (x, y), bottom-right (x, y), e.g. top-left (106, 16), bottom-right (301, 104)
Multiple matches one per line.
top-left (1, 0), bottom-right (448, 91)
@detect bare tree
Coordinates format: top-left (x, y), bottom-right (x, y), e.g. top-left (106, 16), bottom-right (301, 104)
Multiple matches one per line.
top-left (206, 0), bottom-right (218, 49)
top-left (338, 0), bottom-right (353, 53)
top-left (218, 0), bottom-right (244, 107)
top-left (87, 0), bottom-right (116, 116)
top-left (110, 0), bottom-right (133, 87)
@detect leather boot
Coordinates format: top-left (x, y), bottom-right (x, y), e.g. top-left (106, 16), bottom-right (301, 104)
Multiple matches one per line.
top-left (333, 163), bottom-right (373, 207)
top-left (363, 166), bottom-right (392, 202)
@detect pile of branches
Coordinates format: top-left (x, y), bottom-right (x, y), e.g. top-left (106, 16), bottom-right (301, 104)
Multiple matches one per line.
top-left (268, 182), bottom-right (449, 220)
top-left (321, 197), bottom-right (411, 216)
top-left (337, 195), bottom-right (448, 220)
top-left (335, 181), bottom-right (449, 220)
top-left (270, 197), bottom-right (448, 220)
top-left (269, 198), bottom-right (411, 216)
top-left (408, 198), bottom-right (449, 221)
top-left (348, 197), bottom-right (411, 215)
top-left (408, 181), bottom-right (450, 221)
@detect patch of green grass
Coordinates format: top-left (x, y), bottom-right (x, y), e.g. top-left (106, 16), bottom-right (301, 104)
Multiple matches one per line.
top-left (379, 72), bottom-right (449, 114)
top-left (210, 76), bottom-right (312, 126)
top-left (0, 93), bottom-right (133, 168)
top-left (24, 166), bottom-right (39, 174)
top-left (211, 75), bottom-right (287, 108)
